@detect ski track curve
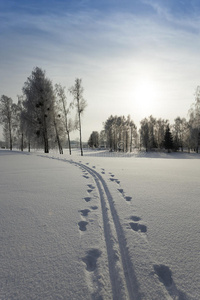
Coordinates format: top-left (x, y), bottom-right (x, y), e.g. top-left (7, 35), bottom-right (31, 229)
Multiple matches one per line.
top-left (67, 159), bottom-right (141, 300)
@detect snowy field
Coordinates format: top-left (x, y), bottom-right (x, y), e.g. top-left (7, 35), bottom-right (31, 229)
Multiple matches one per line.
top-left (0, 149), bottom-right (199, 300)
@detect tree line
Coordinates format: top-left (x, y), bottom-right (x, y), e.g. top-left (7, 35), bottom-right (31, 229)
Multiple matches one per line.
top-left (88, 86), bottom-right (200, 153)
top-left (0, 67), bottom-right (87, 155)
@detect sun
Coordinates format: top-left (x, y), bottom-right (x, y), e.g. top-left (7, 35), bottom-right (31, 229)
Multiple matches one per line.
top-left (133, 77), bottom-right (159, 117)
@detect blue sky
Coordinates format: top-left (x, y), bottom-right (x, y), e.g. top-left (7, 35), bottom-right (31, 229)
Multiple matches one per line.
top-left (1, 0), bottom-right (200, 141)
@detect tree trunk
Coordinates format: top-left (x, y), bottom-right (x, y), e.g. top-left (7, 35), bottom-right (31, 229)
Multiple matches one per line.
top-left (9, 122), bottom-right (12, 150)
top-left (54, 118), bottom-right (63, 154)
top-left (67, 130), bottom-right (72, 155)
top-left (130, 127), bottom-right (133, 152)
top-left (43, 115), bottom-right (49, 153)
top-left (78, 111), bottom-right (83, 156)
top-left (21, 132), bottom-right (24, 151)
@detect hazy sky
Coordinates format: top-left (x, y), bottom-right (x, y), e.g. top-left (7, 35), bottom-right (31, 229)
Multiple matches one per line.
top-left (1, 0), bottom-right (200, 141)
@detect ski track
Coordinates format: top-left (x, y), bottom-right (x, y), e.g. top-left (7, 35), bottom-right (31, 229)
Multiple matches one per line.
top-left (38, 155), bottom-right (186, 300)
top-left (41, 156), bottom-right (141, 300)
top-left (78, 162), bottom-right (141, 300)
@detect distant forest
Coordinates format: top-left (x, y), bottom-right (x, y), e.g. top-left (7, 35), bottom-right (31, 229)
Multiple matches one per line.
top-left (1, 67), bottom-right (200, 154)
top-left (88, 87), bottom-right (200, 153)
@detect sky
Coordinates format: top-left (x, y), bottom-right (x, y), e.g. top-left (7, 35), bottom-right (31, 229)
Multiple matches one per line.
top-left (1, 0), bottom-right (200, 142)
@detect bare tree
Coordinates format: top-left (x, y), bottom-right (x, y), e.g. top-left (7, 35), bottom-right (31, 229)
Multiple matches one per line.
top-left (55, 84), bottom-right (73, 155)
top-left (69, 78), bottom-right (87, 156)
top-left (0, 95), bottom-right (14, 150)
top-left (188, 86), bottom-right (200, 153)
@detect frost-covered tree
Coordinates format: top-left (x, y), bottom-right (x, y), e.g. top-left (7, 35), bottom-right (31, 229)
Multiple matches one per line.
top-left (52, 98), bottom-right (64, 154)
top-left (22, 67), bottom-right (55, 153)
top-left (69, 78), bottom-right (87, 156)
top-left (88, 131), bottom-right (99, 148)
top-left (155, 118), bottom-right (168, 150)
top-left (140, 118), bottom-right (149, 151)
top-left (0, 95), bottom-right (15, 150)
top-left (11, 96), bottom-right (27, 151)
top-left (55, 84), bottom-right (73, 155)
top-left (172, 117), bottom-right (187, 151)
top-left (188, 86), bottom-right (200, 153)
top-left (103, 115), bottom-right (137, 152)
top-left (140, 116), bottom-right (168, 151)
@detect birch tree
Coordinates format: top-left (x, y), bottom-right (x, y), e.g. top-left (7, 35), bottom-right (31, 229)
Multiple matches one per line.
top-left (0, 95), bottom-right (14, 150)
top-left (55, 84), bottom-right (73, 155)
top-left (69, 78), bottom-right (87, 156)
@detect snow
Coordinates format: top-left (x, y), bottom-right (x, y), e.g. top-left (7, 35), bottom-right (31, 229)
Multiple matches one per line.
top-left (0, 149), bottom-right (199, 299)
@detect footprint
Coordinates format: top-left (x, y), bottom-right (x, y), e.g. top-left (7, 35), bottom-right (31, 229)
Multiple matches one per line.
top-left (129, 222), bottom-right (138, 231)
top-left (129, 222), bottom-right (147, 233)
top-left (91, 206), bottom-right (98, 210)
top-left (87, 189), bottom-right (93, 193)
top-left (83, 175), bottom-right (89, 179)
top-left (110, 178), bottom-right (115, 182)
top-left (82, 249), bottom-right (101, 272)
top-left (92, 166), bottom-right (96, 169)
top-left (125, 196), bottom-right (132, 202)
top-left (78, 221), bottom-right (88, 231)
top-left (138, 224), bottom-right (147, 232)
top-left (118, 188), bottom-right (124, 195)
top-left (84, 197), bottom-right (91, 202)
top-left (86, 163), bottom-right (89, 165)
top-left (79, 209), bottom-right (90, 216)
top-left (110, 174), bottom-right (115, 177)
top-left (154, 264), bottom-right (173, 287)
top-left (87, 184), bottom-right (95, 190)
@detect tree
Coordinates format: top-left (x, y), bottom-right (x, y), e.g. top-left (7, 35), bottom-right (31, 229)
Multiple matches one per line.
top-left (0, 95), bottom-right (14, 150)
top-left (55, 84), bottom-right (73, 155)
top-left (69, 78), bottom-right (87, 156)
top-left (22, 67), bottom-right (55, 153)
top-left (155, 118), bottom-right (168, 150)
top-left (88, 131), bottom-right (99, 148)
top-left (140, 118), bottom-right (149, 151)
top-left (103, 115), bottom-right (137, 152)
top-left (129, 119), bottom-right (137, 152)
top-left (164, 125), bottom-right (174, 152)
top-left (11, 96), bottom-right (26, 151)
top-left (188, 86), bottom-right (200, 153)
top-left (173, 117), bottom-right (187, 151)
top-left (52, 98), bottom-right (64, 154)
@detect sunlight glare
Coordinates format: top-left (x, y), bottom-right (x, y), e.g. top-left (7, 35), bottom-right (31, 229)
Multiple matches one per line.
top-left (133, 77), bottom-right (159, 117)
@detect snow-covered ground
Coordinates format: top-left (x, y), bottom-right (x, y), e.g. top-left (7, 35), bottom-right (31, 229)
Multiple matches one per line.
top-left (0, 149), bottom-right (199, 300)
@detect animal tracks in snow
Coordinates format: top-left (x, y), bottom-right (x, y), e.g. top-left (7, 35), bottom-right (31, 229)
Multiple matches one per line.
top-left (78, 220), bottom-right (88, 231)
top-left (69, 161), bottom-right (142, 300)
top-left (79, 209), bottom-right (90, 217)
top-left (108, 173), bottom-right (132, 202)
top-left (129, 222), bottom-right (147, 233)
top-left (40, 155), bottom-right (172, 299)
top-left (129, 216), bottom-right (147, 233)
top-left (84, 197), bottom-right (91, 202)
top-left (118, 188), bottom-right (132, 202)
top-left (82, 249), bottom-right (101, 272)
